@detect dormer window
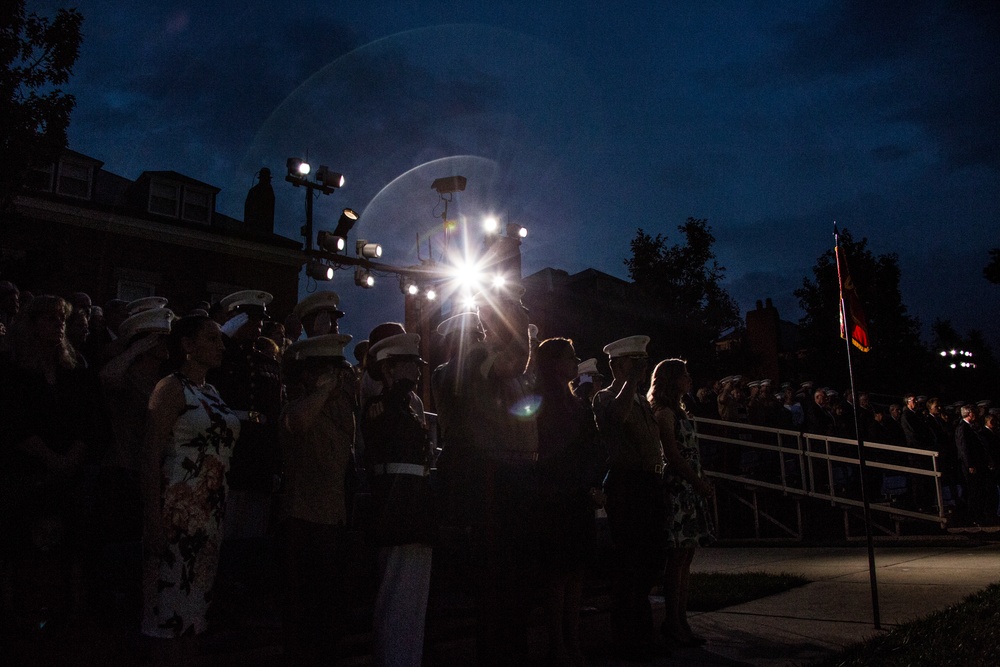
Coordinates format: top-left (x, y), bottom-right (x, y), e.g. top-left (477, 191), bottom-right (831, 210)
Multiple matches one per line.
top-left (140, 172), bottom-right (217, 224)
top-left (57, 160), bottom-right (93, 199)
top-left (149, 181), bottom-right (179, 217)
top-left (182, 188), bottom-right (211, 224)
top-left (25, 163), bottom-right (54, 192)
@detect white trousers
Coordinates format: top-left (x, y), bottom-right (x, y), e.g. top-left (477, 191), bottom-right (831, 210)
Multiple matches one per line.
top-left (374, 543), bottom-right (433, 667)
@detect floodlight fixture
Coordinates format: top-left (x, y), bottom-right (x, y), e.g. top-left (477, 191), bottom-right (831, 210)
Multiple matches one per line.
top-left (483, 216), bottom-right (500, 234)
top-left (425, 288), bottom-right (437, 301)
top-left (332, 208), bottom-right (359, 238)
top-left (354, 267), bottom-right (375, 288)
top-left (507, 223), bottom-right (527, 239)
top-left (306, 260), bottom-right (334, 281)
top-left (315, 165), bottom-right (345, 189)
top-left (450, 259), bottom-right (484, 289)
top-left (400, 275), bottom-right (419, 296)
top-left (492, 274), bottom-right (507, 289)
top-left (431, 175), bottom-right (467, 194)
top-left (356, 239), bottom-right (382, 259)
top-left (287, 157), bottom-right (310, 177)
top-left (317, 231), bottom-right (346, 253)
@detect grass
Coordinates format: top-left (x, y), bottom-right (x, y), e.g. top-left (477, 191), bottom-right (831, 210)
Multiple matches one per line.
top-left (684, 571), bottom-right (810, 611)
top-left (810, 583), bottom-right (1000, 667)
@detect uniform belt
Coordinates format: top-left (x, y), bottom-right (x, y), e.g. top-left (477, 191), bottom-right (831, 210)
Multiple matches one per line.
top-left (232, 410), bottom-right (267, 424)
top-left (372, 463), bottom-right (428, 477)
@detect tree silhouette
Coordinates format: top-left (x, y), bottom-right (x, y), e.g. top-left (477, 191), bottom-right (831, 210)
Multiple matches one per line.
top-left (985, 248), bottom-right (1000, 285)
top-left (625, 217), bottom-right (740, 337)
top-left (1, 1), bottom-right (83, 213)
top-left (794, 229), bottom-right (925, 393)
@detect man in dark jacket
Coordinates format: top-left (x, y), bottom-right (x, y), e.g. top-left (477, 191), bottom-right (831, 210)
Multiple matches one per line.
top-left (955, 404), bottom-right (997, 526)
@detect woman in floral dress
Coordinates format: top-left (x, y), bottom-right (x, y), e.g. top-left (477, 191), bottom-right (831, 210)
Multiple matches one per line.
top-left (648, 358), bottom-right (715, 648)
top-left (140, 315), bottom-right (239, 659)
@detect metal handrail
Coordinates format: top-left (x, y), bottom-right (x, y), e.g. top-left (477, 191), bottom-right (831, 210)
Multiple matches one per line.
top-left (691, 416), bottom-right (946, 525)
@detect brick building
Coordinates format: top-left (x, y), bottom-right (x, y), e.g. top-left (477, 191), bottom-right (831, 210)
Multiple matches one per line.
top-left (1, 149), bottom-right (302, 316)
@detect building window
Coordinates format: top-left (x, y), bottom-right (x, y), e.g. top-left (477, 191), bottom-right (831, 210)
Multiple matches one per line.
top-left (56, 161), bottom-right (93, 199)
top-left (117, 279), bottom-right (157, 303)
top-left (25, 163), bottom-right (54, 192)
top-left (182, 188), bottom-right (211, 224)
top-left (149, 181), bottom-right (179, 217)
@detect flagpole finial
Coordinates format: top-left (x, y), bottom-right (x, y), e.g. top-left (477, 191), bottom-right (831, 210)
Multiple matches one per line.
top-left (833, 221), bottom-right (839, 238)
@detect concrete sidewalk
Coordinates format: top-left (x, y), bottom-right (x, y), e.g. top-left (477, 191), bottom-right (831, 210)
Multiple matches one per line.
top-left (9, 543), bottom-right (998, 665)
top-left (686, 542), bottom-right (1000, 666)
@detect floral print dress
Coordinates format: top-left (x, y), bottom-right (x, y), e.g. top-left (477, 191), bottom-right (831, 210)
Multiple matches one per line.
top-left (663, 412), bottom-right (716, 549)
top-left (142, 373), bottom-right (240, 638)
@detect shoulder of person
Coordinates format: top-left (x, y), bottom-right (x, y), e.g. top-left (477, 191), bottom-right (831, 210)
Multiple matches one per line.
top-left (592, 387), bottom-right (613, 408)
top-left (362, 394), bottom-right (387, 421)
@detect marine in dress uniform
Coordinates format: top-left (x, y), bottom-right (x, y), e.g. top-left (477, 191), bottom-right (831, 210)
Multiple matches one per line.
top-left (593, 335), bottom-right (667, 660)
top-left (361, 332), bottom-right (436, 667)
top-left (209, 290), bottom-right (283, 538)
top-left (292, 290), bottom-right (345, 337)
top-left (433, 286), bottom-right (539, 666)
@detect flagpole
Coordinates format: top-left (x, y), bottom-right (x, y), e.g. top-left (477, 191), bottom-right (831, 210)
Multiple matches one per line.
top-left (834, 222), bottom-right (881, 629)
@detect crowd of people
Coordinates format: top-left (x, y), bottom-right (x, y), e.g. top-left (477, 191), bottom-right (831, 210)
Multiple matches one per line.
top-left (0, 275), bottom-right (994, 665)
top-left (684, 373), bottom-right (999, 526)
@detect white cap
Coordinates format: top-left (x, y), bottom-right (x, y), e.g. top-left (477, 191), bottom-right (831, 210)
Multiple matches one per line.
top-left (436, 312), bottom-right (484, 337)
top-left (99, 334), bottom-right (168, 388)
top-left (369, 332), bottom-right (421, 362)
top-left (603, 335), bottom-right (649, 358)
top-left (293, 291), bottom-right (344, 321)
top-left (577, 358), bottom-right (602, 377)
top-left (220, 289), bottom-right (272, 314)
top-left (119, 307), bottom-right (174, 342)
top-left (285, 333), bottom-right (353, 362)
top-left (127, 296), bottom-right (168, 315)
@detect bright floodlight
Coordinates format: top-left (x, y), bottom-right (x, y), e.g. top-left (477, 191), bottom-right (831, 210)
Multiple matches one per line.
top-left (483, 216), bottom-right (499, 233)
top-left (306, 260), bottom-right (334, 281)
top-left (452, 260), bottom-right (484, 289)
top-left (317, 231), bottom-right (346, 253)
top-left (492, 274), bottom-right (506, 288)
top-left (407, 283), bottom-right (419, 295)
top-left (355, 267), bottom-right (375, 288)
top-left (356, 240), bottom-right (382, 259)
top-left (425, 288), bottom-right (437, 301)
top-left (287, 157), bottom-right (310, 176)
top-left (316, 166), bottom-right (345, 189)
top-left (517, 226), bottom-right (527, 238)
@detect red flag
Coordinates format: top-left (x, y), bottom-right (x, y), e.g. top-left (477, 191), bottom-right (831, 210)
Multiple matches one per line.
top-left (835, 244), bottom-right (871, 352)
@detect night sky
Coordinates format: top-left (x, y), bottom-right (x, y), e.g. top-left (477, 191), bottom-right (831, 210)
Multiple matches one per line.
top-left (37, 1), bottom-right (1000, 352)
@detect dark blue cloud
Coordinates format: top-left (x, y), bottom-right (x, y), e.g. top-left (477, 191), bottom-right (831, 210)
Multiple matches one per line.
top-left (36, 0), bottom-right (997, 350)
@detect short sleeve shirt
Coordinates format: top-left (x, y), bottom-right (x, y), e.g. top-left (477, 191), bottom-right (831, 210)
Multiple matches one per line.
top-left (593, 388), bottom-right (662, 472)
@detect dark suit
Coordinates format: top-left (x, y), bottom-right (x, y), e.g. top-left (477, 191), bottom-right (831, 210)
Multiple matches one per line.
top-left (955, 419), bottom-right (997, 524)
top-left (901, 407), bottom-right (936, 508)
top-left (901, 408), bottom-right (933, 450)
